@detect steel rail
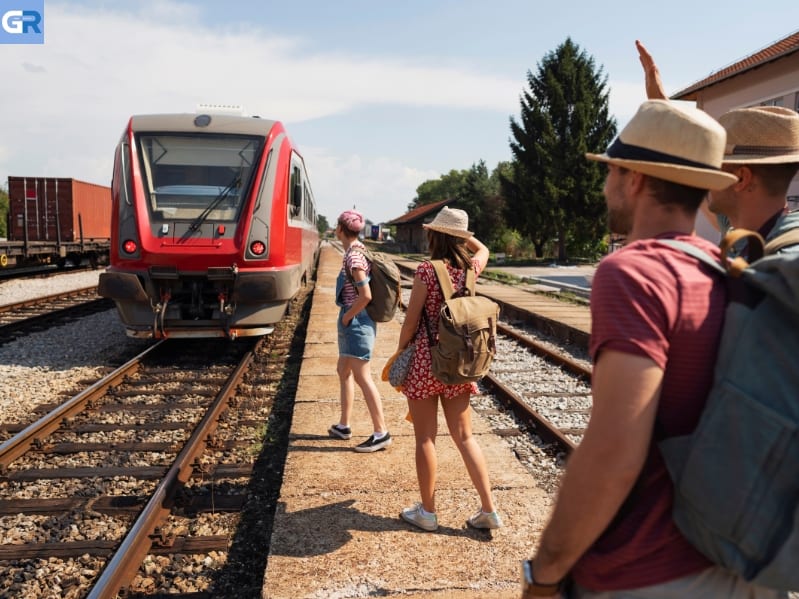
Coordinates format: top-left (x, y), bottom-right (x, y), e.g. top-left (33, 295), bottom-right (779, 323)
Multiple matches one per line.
top-left (0, 285), bottom-right (100, 314)
top-left (0, 341), bottom-right (163, 473)
top-left (395, 281), bottom-right (590, 454)
top-left (482, 373), bottom-right (577, 454)
top-left (86, 340), bottom-right (260, 599)
top-left (496, 322), bottom-right (591, 381)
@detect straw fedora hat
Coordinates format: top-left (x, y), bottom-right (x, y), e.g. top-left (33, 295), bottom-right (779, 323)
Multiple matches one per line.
top-left (719, 106), bottom-right (799, 164)
top-left (423, 206), bottom-right (473, 238)
top-left (586, 100), bottom-right (738, 190)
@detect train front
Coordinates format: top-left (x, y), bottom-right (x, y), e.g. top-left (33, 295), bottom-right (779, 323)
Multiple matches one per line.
top-left (99, 112), bottom-right (308, 339)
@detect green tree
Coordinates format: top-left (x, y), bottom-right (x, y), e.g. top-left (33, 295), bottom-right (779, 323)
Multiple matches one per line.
top-left (0, 182), bottom-right (8, 239)
top-left (457, 161), bottom-right (508, 247)
top-left (316, 214), bottom-right (329, 235)
top-left (410, 169), bottom-right (468, 210)
top-left (412, 162), bottom-right (509, 249)
top-left (505, 38), bottom-right (616, 261)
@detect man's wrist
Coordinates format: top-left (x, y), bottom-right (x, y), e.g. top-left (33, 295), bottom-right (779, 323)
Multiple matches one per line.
top-left (521, 560), bottom-right (563, 597)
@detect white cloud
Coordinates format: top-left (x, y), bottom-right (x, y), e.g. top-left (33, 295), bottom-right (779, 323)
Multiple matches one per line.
top-left (0, 1), bottom-right (518, 217)
top-left (302, 146), bottom-right (440, 225)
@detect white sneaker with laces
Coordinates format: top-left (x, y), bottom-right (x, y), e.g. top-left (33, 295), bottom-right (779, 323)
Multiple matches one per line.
top-left (401, 502), bottom-right (438, 531)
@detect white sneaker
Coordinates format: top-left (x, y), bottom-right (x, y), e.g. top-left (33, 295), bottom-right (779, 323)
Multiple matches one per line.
top-left (467, 509), bottom-right (503, 529)
top-left (401, 502), bottom-right (438, 531)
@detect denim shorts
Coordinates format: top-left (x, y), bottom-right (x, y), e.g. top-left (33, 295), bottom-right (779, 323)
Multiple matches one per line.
top-left (337, 308), bottom-right (376, 361)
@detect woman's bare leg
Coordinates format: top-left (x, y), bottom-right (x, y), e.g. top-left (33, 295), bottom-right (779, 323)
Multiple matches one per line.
top-left (441, 392), bottom-right (495, 513)
top-left (408, 396), bottom-right (440, 513)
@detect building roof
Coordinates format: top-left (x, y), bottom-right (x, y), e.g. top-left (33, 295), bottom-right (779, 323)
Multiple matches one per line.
top-left (672, 29), bottom-right (799, 100)
top-left (386, 198), bottom-right (454, 225)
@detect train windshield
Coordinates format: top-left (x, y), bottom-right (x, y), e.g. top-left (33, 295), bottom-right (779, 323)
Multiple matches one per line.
top-left (136, 134), bottom-right (262, 222)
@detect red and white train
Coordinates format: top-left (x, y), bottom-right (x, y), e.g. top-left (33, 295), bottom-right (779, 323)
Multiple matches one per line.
top-left (99, 108), bottom-right (319, 339)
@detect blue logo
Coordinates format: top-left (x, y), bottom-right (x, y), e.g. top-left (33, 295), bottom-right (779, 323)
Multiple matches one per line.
top-left (0, 1), bottom-right (44, 44)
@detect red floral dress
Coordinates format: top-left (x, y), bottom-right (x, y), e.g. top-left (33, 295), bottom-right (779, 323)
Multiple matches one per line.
top-left (401, 258), bottom-right (482, 401)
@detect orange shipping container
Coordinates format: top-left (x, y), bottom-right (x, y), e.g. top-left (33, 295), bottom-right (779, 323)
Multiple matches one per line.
top-left (8, 177), bottom-right (111, 243)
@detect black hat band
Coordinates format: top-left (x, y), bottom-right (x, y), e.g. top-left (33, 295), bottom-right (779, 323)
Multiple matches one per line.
top-left (607, 138), bottom-right (721, 171)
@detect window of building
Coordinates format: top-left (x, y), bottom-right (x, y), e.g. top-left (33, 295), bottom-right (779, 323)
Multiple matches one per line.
top-left (762, 96), bottom-right (785, 107)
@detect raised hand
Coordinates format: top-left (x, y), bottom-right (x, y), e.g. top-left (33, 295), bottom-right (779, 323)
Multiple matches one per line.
top-left (636, 40), bottom-right (668, 100)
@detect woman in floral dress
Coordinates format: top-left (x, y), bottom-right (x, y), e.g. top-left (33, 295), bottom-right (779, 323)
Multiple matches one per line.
top-left (395, 206), bottom-right (503, 532)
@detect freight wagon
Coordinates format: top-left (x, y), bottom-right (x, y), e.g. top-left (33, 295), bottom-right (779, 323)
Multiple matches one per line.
top-left (1, 177), bottom-right (112, 268)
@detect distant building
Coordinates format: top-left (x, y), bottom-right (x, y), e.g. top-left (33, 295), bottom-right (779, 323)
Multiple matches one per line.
top-left (385, 198), bottom-right (457, 253)
top-left (672, 29), bottom-right (799, 210)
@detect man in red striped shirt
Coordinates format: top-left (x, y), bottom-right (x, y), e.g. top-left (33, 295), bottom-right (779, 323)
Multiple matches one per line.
top-left (522, 101), bottom-right (784, 598)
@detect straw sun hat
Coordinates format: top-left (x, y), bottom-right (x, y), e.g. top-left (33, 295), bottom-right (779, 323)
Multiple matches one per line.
top-left (422, 206), bottom-right (473, 238)
top-left (586, 99), bottom-right (738, 191)
top-left (719, 106), bottom-right (799, 164)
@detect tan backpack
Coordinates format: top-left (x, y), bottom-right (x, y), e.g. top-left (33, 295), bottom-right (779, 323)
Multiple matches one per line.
top-left (422, 260), bottom-right (500, 384)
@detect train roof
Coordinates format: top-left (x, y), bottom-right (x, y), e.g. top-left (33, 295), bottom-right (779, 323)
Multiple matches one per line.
top-left (130, 113), bottom-right (281, 136)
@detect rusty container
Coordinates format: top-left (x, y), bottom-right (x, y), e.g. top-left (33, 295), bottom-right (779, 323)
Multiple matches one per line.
top-left (8, 177), bottom-right (111, 242)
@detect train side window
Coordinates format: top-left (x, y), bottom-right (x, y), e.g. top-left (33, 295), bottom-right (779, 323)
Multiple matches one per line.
top-left (303, 182), bottom-right (312, 222)
top-left (289, 165), bottom-right (302, 218)
top-left (290, 182), bottom-right (302, 217)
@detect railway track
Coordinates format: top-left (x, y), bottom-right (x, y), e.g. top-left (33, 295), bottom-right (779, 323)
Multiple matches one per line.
top-left (0, 286), bottom-right (113, 344)
top-left (487, 322), bottom-right (592, 453)
top-left (2, 248), bottom-right (593, 597)
top-left (395, 261), bottom-right (593, 459)
top-left (0, 278), bottom-right (314, 598)
top-left (0, 263), bottom-right (96, 282)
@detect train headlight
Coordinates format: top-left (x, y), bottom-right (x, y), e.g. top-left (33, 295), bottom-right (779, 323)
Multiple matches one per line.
top-left (249, 241), bottom-right (266, 256)
top-left (123, 239), bottom-right (138, 254)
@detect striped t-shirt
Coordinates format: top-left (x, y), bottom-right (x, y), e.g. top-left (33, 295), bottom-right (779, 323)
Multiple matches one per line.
top-left (572, 234), bottom-right (727, 591)
top-left (339, 242), bottom-right (370, 308)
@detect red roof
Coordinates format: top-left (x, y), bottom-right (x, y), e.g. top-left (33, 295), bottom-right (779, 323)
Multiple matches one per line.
top-left (386, 198), bottom-right (454, 225)
top-left (673, 29), bottom-right (799, 100)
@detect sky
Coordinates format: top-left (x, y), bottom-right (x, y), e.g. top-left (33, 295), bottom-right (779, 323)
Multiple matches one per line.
top-left (1, 1), bottom-right (797, 226)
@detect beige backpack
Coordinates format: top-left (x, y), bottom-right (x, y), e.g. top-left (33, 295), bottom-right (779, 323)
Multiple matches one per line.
top-left (422, 260), bottom-right (500, 385)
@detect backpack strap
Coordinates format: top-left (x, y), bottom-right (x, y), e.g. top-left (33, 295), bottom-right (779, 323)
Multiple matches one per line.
top-left (764, 227), bottom-right (799, 255)
top-left (431, 260), bottom-right (455, 298)
top-left (657, 239), bottom-right (727, 275)
top-left (720, 229), bottom-right (764, 264)
top-left (344, 246), bottom-right (372, 285)
top-left (660, 232), bottom-right (765, 278)
top-left (431, 259), bottom-right (475, 298)
top-left (422, 260), bottom-right (476, 346)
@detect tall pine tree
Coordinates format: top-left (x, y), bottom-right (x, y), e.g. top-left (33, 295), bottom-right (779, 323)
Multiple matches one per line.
top-left (503, 38), bottom-right (616, 260)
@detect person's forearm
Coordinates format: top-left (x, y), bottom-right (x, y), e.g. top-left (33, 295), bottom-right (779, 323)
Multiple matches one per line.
top-left (343, 289), bottom-right (370, 323)
top-left (466, 236), bottom-right (486, 253)
top-left (532, 439), bottom-right (642, 582)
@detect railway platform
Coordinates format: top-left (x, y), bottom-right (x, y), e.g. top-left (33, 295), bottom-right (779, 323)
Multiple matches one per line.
top-left (261, 245), bottom-right (552, 598)
top-left (394, 258), bottom-right (591, 348)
